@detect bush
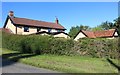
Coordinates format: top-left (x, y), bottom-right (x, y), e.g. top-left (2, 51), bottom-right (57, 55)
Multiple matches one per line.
top-left (72, 38), bottom-right (119, 59)
top-left (2, 31), bottom-right (119, 59)
top-left (2, 32), bottom-right (75, 55)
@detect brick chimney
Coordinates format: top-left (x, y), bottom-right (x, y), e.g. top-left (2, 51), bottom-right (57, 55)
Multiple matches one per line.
top-left (9, 11), bottom-right (14, 17)
top-left (55, 17), bottom-right (59, 24)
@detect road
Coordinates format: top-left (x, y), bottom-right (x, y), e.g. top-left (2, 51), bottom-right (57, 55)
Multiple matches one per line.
top-left (1, 57), bottom-right (59, 73)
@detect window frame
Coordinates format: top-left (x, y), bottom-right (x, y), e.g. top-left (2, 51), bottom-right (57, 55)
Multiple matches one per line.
top-left (24, 26), bottom-right (29, 32)
top-left (48, 29), bottom-right (52, 33)
top-left (37, 28), bottom-right (41, 32)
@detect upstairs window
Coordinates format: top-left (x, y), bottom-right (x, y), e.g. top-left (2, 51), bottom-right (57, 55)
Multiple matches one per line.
top-left (24, 26), bottom-right (29, 32)
top-left (37, 28), bottom-right (41, 32)
top-left (48, 29), bottom-right (51, 33)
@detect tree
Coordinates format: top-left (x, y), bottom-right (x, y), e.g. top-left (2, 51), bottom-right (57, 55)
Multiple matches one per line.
top-left (68, 25), bottom-right (90, 38)
top-left (91, 25), bottom-right (103, 31)
top-left (100, 21), bottom-right (115, 30)
top-left (114, 16), bottom-right (120, 36)
top-left (114, 16), bottom-right (120, 28)
top-left (79, 25), bottom-right (90, 31)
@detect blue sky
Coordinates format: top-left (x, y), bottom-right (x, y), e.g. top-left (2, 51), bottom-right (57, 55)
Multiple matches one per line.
top-left (1, 2), bottom-right (118, 33)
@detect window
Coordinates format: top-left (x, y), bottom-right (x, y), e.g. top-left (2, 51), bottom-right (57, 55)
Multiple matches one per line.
top-left (48, 29), bottom-right (51, 32)
top-left (24, 26), bottom-right (29, 32)
top-left (57, 30), bottom-right (61, 32)
top-left (37, 28), bottom-right (41, 32)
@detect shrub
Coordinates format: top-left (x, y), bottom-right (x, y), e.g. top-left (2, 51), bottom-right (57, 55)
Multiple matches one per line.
top-left (2, 31), bottom-right (119, 59)
top-left (72, 38), bottom-right (119, 59)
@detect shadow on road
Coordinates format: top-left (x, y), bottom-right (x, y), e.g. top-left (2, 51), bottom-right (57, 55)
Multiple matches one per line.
top-left (1, 52), bottom-right (39, 67)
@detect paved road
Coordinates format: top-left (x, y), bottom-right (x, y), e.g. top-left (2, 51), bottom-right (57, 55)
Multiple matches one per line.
top-left (1, 57), bottom-right (59, 73)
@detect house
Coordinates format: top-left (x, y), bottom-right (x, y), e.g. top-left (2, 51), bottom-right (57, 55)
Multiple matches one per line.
top-left (33, 31), bottom-right (70, 38)
top-left (74, 29), bottom-right (118, 41)
top-left (3, 11), bottom-right (70, 38)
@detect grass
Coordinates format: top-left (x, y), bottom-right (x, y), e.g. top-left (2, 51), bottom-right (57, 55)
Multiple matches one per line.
top-left (2, 48), bottom-right (119, 73)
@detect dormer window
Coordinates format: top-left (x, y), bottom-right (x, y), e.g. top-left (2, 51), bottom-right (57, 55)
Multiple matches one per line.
top-left (24, 26), bottom-right (29, 32)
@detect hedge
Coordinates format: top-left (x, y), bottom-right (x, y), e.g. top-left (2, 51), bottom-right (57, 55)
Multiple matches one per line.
top-left (2, 32), bottom-right (119, 59)
top-left (2, 32), bottom-right (74, 55)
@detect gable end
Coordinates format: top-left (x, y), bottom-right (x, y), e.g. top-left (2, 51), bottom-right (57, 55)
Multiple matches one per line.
top-left (3, 16), bottom-right (15, 28)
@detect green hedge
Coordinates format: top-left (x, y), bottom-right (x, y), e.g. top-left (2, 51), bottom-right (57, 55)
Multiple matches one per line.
top-left (2, 32), bottom-right (74, 55)
top-left (2, 32), bottom-right (119, 59)
top-left (72, 38), bottom-right (119, 59)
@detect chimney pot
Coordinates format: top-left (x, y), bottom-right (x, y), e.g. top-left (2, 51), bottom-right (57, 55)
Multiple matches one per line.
top-left (9, 11), bottom-right (14, 17)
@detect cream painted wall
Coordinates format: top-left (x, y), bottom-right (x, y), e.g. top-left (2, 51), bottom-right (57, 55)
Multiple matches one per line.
top-left (54, 33), bottom-right (70, 38)
top-left (114, 31), bottom-right (118, 36)
top-left (40, 29), bottom-right (48, 32)
top-left (18, 27), bottom-right (62, 35)
top-left (74, 32), bottom-right (86, 41)
top-left (17, 26), bottom-right (22, 34)
top-left (22, 27), bottom-right (37, 35)
top-left (5, 19), bottom-right (16, 34)
top-left (51, 29), bottom-right (58, 32)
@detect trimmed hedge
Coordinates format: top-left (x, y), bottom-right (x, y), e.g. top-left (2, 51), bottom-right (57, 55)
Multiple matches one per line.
top-left (72, 38), bottom-right (119, 59)
top-left (2, 32), bottom-right (74, 55)
top-left (2, 32), bottom-right (119, 59)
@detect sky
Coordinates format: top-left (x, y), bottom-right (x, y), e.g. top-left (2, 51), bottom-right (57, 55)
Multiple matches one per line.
top-left (1, 2), bottom-right (118, 33)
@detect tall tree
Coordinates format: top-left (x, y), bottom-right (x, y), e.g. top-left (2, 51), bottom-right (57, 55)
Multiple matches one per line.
top-left (114, 17), bottom-right (120, 27)
top-left (91, 25), bottom-right (103, 31)
top-left (114, 16), bottom-right (120, 36)
top-left (100, 21), bottom-right (115, 30)
top-left (69, 25), bottom-right (90, 38)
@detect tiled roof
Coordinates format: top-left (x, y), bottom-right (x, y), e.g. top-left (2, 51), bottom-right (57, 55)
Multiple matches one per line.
top-left (94, 29), bottom-right (116, 37)
top-left (81, 30), bottom-right (96, 38)
top-left (0, 28), bottom-right (12, 33)
top-left (10, 17), bottom-right (65, 30)
top-left (81, 29), bottom-right (116, 38)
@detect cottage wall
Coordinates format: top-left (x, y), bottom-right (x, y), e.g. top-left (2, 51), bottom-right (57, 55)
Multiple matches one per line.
top-left (74, 32), bottom-right (86, 41)
top-left (54, 33), bottom-right (70, 38)
top-left (5, 19), bottom-right (16, 34)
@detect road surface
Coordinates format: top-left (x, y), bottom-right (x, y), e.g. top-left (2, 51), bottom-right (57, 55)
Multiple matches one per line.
top-left (1, 57), bottom-right (59, 73)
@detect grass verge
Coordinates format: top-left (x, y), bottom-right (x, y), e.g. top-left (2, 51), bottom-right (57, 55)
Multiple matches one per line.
top-left (2, 48), bottom-right (119, 73)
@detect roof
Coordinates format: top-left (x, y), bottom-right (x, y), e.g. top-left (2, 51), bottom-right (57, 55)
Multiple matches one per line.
top-left (4, 16), bottom-right (66, 30)
top-left (34, 31), bottom-right (69, 35)
top-left (75, 29), bottom-right (117, 38)
top-left (94, 29), bottom-right (116, 38)
top-left (52, 32), bottom-right (69, 35)
top-left (0, 28), bottom-right (12, 33)
top-left (81, 30), bottom-right (96, 38)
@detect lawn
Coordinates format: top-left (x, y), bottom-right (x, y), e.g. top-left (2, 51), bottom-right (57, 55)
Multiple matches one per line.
top-left (2, 48), bottom-right (119, 73)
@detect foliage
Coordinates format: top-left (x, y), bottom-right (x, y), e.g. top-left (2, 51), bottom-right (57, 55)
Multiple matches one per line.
top-left (68, 25), bottom-right (90, 38)
top-left (74, 38), bottom-right (119, 59)
top-left (91, 25), bottom-right (103, 31)
top-left (100, 21), bottom-right (115, 30)
top-left (2, 31), bottom-right (119, 59)
top-left (2, 32), bottom-right (74, 55)
top-left (114, 16), bottom-right (120, 36)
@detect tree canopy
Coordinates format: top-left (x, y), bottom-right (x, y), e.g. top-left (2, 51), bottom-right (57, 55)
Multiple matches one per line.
top-left (68, 25), bottom-right (90, 38)
top-left (68, 17), bottom-right (120, 38)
